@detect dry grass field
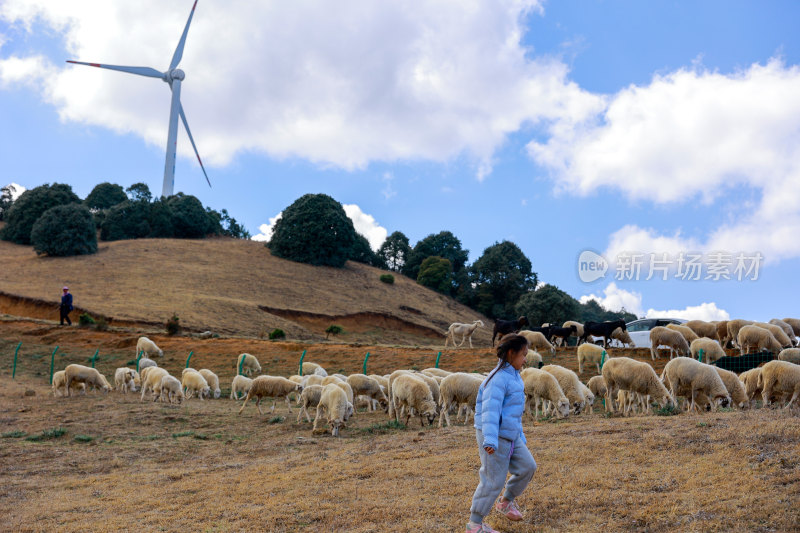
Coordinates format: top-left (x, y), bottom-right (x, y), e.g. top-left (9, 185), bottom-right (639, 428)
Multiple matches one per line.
top-left (2, 320), bottom-right (800, 532)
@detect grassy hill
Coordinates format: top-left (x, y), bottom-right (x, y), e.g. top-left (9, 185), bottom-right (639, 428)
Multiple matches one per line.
top-left (0, 231), bottom-right (491, 345)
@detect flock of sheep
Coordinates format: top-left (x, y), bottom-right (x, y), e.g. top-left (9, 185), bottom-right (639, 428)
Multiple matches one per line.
top-left (49, 317), bottom-right (800, 437)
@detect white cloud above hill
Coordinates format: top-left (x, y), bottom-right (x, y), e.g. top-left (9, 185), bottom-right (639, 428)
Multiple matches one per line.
top-left (580, 282), bottom-right (730, 321)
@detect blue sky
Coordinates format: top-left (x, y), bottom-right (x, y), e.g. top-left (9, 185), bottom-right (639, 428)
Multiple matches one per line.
top-left (1, 1), bottom-right (799, 324)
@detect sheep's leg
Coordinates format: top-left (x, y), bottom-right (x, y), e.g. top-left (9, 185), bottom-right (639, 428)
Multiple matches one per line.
top-left (256, 398), bottom-right (265, 416)
top-left (238, 392), bottom-right (253, 415)
top-left (312, 405), bottom-right (324, 432)
top-left (285, 396), bottom-right (293, 412)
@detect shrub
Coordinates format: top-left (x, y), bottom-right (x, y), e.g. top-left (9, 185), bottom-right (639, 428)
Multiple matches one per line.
top-left (1, 183), bottom-right (81, 244)
top-left (95, 317), bottom-right (108, 332)
top-left (73, 434), bottom-right (94, 443)
top-left (269, 328), bottom-right (285, 340)
top-left (166, 313), bottom-right (181, 336)
top-left (78, 313), bottom-right (96, 326)
top-left (84, 182), bottom-right (127, 210)
top-left (25, 427), bottom-right (67, 441)
top-left (31, 203), bottom-right (98, 257)
top-left (380, 274), bottom-right (395, 284)
top-left (168, 194), bottom-right (215, 238)
top-left (416, 256), bottom-right (453, 294)
top-left (325, 325), bottom-right (344, 339)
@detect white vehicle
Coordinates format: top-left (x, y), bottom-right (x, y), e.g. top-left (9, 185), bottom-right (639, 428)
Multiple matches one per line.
top-left (624, 318), bottom-right (687, 348)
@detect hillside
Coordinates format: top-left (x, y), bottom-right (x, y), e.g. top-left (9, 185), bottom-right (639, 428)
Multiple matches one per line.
top-left (0, 232), bottom-right (492, 345)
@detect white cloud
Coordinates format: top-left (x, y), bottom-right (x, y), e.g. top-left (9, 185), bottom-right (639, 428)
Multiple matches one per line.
top-left (381, 172), bottom-right (396, 201)
top-left (3, 182), bottom-right (26, 200)
top-left (529, 59), bottom-right (800, 265)
top-left (579, 282), bottom-right (730, 321)
top-left (0, 0), bottom-right (602, 179)
top-left (251, 204), bottom-right (387, 251)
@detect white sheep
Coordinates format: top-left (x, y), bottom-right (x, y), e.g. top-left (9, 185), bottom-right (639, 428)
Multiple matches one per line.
top-left (525, 351), bottom-right (543, 369)
top-left (437, 373), bottom-right (483, 427)
top-left (649, 326), bottom-right (690, 360)
top-left (321, 375), bottom-right (345, 386)
top-left (690, 337), bottom-right (726, 364)
top-left (520, 368), bottom-right (569, 419)
top-left (238, 376), bottom-right (302, 415)
top-left (392, 374), bottom-right (438, 426)
top-left (602, 357), bottom-right (674, 414)
top-left (52, 370), bottom-right (86, 397)
top-left (727, 319), bottom-right (755, 348)
top-left (684, 320), bottom-right (719, 340)
top-left (297, 384), bottom-right (325, 423)
top-left (137, 357), bottom-right (157, 372)
top-left (753, 322), bottom-right (793, 348)
top-left (661, 357), bottom-right (730, 412)
top-left (230, 375), bottom-right (253, 400)
top-left (519, 330), bottom-right (555, 355)
top-left (586, 376), bottom-right (608, 401)
top-left (580, 382), bottom-right (595, 407)
top-left (136, 337), bottom-right (163, 358)
top-left (666, 323), bottom-right (700, 344)
top-left (312, 383), bottom-right (353, 437)
top-left (541, 364), bottom-right (586, 414)
top-left (140, 367), bottom-right (170, 401)
top-left (415, 372), bottom-right (440, 407)
top-left (302, 374), bottom-right (326, 387)
top-left (715, 320), bottom-right (731, 347)
top-left (114, 367), bottom-right (138, 394)
top-left (64, 364), bottom-right (111, 396)
top-left (346, 374), bottom-right (388, 412)
top-left (610, 327), bottom-right (634, 348)
top-left (713, 366), bottom-right (748, 409)
top-left (563, 321), bottom-right (584, 345)
top-left (421, 368), bottom-right (452, 379)
top-left (387, 369), bottom-right (415, 419)
top-left (782, 318), bottom-right (800, 338)
top-left (301, 362), bottom-right (327, 377)
top-left (181, 370), bottom-right (210, 400)
top-left (332, 380), bottom-right (354, 406)
top-left (758, 360), bottom-right (800, 408)
top-left (577, 344), bottom-right (610, 374)
top-left (236, 353), bottom-right (262, 376)
top-left (738, 325), bottom-right (782, 355)
top-left (778, 348), bottom-right (800, 364)
top-left (158, 374), bottom-right (184, 404)
top-left (444, 320), bottom-right (484, 348)
top-left (198, 369), bottom-right (221, 399)
top-left (769, 319), bottom-right (797, 345)
top-left (739, 368), bottom-right (763, 408)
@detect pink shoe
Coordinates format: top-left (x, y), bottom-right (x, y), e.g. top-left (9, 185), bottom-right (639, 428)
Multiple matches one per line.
top-left (466, 522), bottom-right (500, 533)
top-left (495, 498), bottom-right (523, 521)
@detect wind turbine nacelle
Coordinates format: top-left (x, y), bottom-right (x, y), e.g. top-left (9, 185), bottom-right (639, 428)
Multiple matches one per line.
top-left (168, 68), bottom-right (185, 81)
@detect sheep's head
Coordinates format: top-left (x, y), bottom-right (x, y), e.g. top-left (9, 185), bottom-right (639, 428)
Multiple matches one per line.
top-left (345, 402), bottom-right (354, 421)
top-left (716, 394), bottom-right (731, 409)
top-left (214, 388), bottom-right (221, 399)
top-left (556, 399), bottom-right (570, 418)
top-left (584, 392), bottom-right (595, 406)
top-left (572, 400), bottom-right (585, 414)
top-left (157, 349), bottom-right (164, 357)
top-left (201, 386), bottom-right (211, 398)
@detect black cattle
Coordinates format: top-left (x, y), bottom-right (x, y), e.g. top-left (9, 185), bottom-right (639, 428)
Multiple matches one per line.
top-left (712, 352), bottom-right (775, 373)
top-left (492, 316), bottom-right (529, 346)
top-left (579, 319), bottom-right (627, 348)
top-left (549, 325), bottom-right (577, 347)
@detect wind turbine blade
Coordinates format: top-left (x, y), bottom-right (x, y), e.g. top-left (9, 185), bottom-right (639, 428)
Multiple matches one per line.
top-left (178, 103), bottom-right (211, 188)
top-left (66, 60), bottom-right (163, 79)
top-left (169, 0), bottom-right (198, 71)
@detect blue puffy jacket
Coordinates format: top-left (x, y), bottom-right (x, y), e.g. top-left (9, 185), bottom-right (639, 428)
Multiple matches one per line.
top-left (474, 363), bottom-right (526, 450)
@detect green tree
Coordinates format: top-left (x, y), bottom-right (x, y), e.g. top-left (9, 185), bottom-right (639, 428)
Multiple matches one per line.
top-left (126, 182), bottom-right (152, 203)
top-left (207, 208), bottom-right (251, 239)
top-left (416, 256), bottom-right (453, 294)
top-left (350, 233), bottom-right (384, 267)
top-left (403, 231), bottom-right (469, 280)
top-left (268, 193), bottom-right (360, 268)
top-left (30, 204), bottom-right (97, 256)
top-left (1, 183), bottom-right (81, 244)
top-left (470, 241), bottom-right (537, 319)
top-left (377, 231), bottom-right (411, 272)
top-left (168, 194), bottom-right (214, 238)
top-left (578, 299), bottom-right (637, 323)
top-left (0, 184), bottom-right (20, 222)
top-left (515, 284), bottom-right (580, 328)
top-left (100, 200), bottom-right (152, 241)
top-left (84, 182), bottom-right (127, 210)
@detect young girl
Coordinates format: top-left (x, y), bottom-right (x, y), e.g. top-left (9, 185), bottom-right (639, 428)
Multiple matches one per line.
top-left (467, 334), bottom-right (537, 533)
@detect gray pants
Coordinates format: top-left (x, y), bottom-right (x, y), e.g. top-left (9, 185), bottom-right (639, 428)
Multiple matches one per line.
top-left (470, 429), bottom-right (537, 523)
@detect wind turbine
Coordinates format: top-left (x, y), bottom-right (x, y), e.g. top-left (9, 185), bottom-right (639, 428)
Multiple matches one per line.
top-left (67, 0), bottom-right (209, 198)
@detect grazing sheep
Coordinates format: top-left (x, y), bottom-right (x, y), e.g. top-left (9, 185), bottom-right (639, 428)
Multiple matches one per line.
top-left (520, 368), bottom-right (570, 419)
top-left (52, 370), bottom-right (86, 397)
top-left (579, 383), bottom-right (595, 407)
top-left (541, 365), bottom-right (586, 414)
top-left (519, 330), bottom-right (555, 356)
top-left (666, 323), bottom-right (700, 344)
top-left (392, 374), bottom-right (438, 426)
top-left (181, 370), bottom-right (210, 400)
top-left (610, 327), bottom-right (634, 348)
top-left (238, 376), bottom-right (302, 415)
top-left (64, 364), bottom-right (111, 397)
top-left (332, 380), bottom-right (354, 406)
top-left (690, 337), bottom-right (727, 364)
top-left (759, 360), bottom-right (800, 408)
top-left (649, 326), bottom-right (690, 360)
top-left (770, 319), bottom-right (798, 345)
top-left (739, 368), bottom-right (763, 408)
top-left (438, 373), bottom-right (483, 427)
top-left (140, 367), bottom-right (170, 401)
top-left (754, 322), bottom-right (794, 349)
top-left (230, 375), bottom-right (253, 400)
top-left (715, 320), bottom-right (731, 348)
top-left (661, 357), bottom-right (730, 412)
top-left (727, 320), bottom-right (755, 348)
top-left (603, 357), bottom-right (674, 414)
top-left (321, 375), bottom-right (345, 386)
top-left (302, 374), bottom-right (326, 387)
top-left (415, 372), bottom-right (440, 407)
top-left (525, 351), bottom-right (543, 369)
top-left (312, 384), bottom-right (352, 437)
top-left (369, 374), bottom-right (389, 391)
top-left (114, 367), bottom-right (138, 394)
top-left (738, 325), bottom-right (783, 355)
top-left (236, 353), bottom-right (262, 376)
top-left (782, 318), bottom-right (800, 338)
top-left (137, 357), bottom-right (157, 372)
top-left (387, 369), bottom-right (415, 419)
top-left (779, 348), bottom-right (800, 364)
top-left (587, 376), bottom-right (608, 401)
top-left (444, 319), bottom-right (484, 348)
top-left (577, 343), bottom-right (610, 374)
top-left (158, 375), bottom-right (184, 404)
top-left (301, 362), bottom-right (327, 377)
top-left (136, 337), bottom-right (163, 358)
top-left (198, 369), bottom-right (221, 399)
top-left (347, 374), bottom-right (388, 412)
top-left (563, 321), bottom-right (585, 345)
top-left (684, 320), bottom-right (719, 340)
top-left (297, 384), bottom-right (325, 423)
top-left (713, 366), bottom-right (748, 409)
top-left (421, 368), bottom-right (452, 379)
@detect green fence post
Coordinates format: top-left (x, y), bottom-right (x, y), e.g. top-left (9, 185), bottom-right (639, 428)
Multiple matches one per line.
top-left (185, 351), bottom-right (194, 368)
top-left (238, 355), bottom-right (245, 376)
top-left (12, 342), bottom-right (22, 379)
top-left (136, 350), bottom-right (143, 372)
top-left (698, 348), bottom-right (704, 363)
top-left (90, 349), bottom-right (100, 368)
top-left (600, 350), bottom-right (607, 369)
top-left (49, 346), bottom-right (59, 385)
top-left (435, 351), bottom-right (442, 369)
top-left (298, 350), bottom-right (307, 376)
top-left (363, 352), bottom-right (371, 375)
